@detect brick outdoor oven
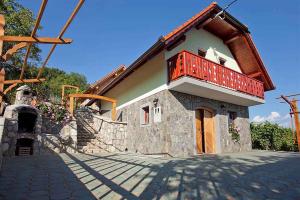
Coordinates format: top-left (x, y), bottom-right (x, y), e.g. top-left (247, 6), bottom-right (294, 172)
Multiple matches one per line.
top-left (2, 85), bottom-right (42, 156)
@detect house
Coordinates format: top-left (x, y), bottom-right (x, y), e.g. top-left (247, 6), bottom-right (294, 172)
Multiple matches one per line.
top-left (84, 2), bottom-right (275, 156)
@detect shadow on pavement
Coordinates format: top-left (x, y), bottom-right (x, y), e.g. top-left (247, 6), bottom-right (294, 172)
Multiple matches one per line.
top-left (0, 151), bottom-right (299, 200)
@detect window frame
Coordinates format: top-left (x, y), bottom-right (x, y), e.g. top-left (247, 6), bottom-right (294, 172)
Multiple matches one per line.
top-left (219, 57), bottom-right (226, 66)
top-left (198, 48), bottom-right (207, 57)
top-left (140, 103), bottom-right (151, 126)
top-left (228, 111), bottom-right (237, 127)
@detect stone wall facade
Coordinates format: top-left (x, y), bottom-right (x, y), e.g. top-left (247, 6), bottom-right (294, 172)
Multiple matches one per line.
top-left (111, 89), bottom-right (251, 157)
top-left (76, 109), bottom-right (127, 154)
top-left (92, 115), bottom-right (127, 152)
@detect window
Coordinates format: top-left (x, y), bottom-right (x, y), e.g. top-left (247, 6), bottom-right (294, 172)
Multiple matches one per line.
top-left (198, 48), bottom-right (206, 57)
top-left (153, 106), bottom-right (161, 123)
top-left (219, 57), bottom-right (226, 66)
top-left (140, 105), bottom-right (150, 125)
top-left (228, 111), bottom-right (237, 127)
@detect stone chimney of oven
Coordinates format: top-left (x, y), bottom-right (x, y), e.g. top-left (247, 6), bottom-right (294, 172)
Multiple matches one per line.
top-left (15, 85), bottom-right (35, 105)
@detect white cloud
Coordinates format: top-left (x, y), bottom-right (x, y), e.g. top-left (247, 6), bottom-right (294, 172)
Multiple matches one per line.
top-left (252, 112), bottom-right (291, 127)
top-left (252, 115), bottom-right (265, 123)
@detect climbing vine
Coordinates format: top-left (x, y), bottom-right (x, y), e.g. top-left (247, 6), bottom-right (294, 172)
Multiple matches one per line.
top-left (37, 102), bottom-right (71, 124)
top-left (229, 124), bottom-right (240, 142)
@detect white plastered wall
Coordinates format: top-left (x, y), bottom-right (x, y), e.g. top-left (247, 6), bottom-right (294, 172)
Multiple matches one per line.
top-left (165, 28), bottom-right (242, 73)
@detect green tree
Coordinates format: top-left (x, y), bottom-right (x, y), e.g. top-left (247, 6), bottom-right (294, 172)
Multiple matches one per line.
top-left (1, 1), bottom-right (88, 104)
top-left (0, 0), bottom-right (41, 70)
top-left (251, 122), bottom-right (297, 151)
top-left (27, 67), bottom-right (87, 103)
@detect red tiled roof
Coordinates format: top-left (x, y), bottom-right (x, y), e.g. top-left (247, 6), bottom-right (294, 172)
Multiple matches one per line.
top-left (97, 2), bottom-right (274, 96)
top-left (85, 65), bottom-right (126, 93)
top-left (164, 2), bottom-right (218, 41)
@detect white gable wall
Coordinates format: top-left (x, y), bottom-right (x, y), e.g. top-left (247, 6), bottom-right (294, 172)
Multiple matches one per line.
top-left (101, 52), bottom-right (167, 110)
top-left (165, 28), bottom-right (242, 73)
top-left (101, 28), bottom-right (242, 110)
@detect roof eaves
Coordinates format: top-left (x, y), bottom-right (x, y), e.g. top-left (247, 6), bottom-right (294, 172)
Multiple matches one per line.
top-left (99, 37), bottom-right (166, 95)
top-left (244, 33), bottom-right (275, 90)
top-left (163, 2), bottom-right (218, 41)
top-left (85, 65), bottom-right (126, 93)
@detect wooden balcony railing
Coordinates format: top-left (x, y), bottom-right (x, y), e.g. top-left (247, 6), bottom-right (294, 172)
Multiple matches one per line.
top-left (167, 50), bottom-right (264, 99)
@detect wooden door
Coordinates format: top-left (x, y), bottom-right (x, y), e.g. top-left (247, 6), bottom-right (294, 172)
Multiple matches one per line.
top-left (204, 109), bottom-right (215, 153)
top-left (195, 110), bottom-right (204, 153)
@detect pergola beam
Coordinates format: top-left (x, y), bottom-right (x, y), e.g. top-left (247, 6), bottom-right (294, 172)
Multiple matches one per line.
top-left (20, 0), bottom-right (48, 80)
top-left (0, 15), bottom-right (5, 56)
top-left (0, 36), bottom-right (72, 44)
top-left (68, 93), bottom-right (116, 103)
top-left (1, 42), bottom-right (27, 61)
top-left (68, 93), bottom-right (117, 120)
top-left (61, 85), bottom-right (79, 104)
top-left (3, 78), bottom-right (46, 85)
top-left (4, 83), bottom-right (18, 94)
top-left (36, 0), bottom-right (85, 79)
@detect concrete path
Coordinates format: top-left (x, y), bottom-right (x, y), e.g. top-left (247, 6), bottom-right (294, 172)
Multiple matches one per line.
top-left (0, 151), bottom-right (299, 200)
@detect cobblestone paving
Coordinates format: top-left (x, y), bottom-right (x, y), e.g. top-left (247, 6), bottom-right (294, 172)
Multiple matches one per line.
top-left (0, 151), bottom-right (299, 200)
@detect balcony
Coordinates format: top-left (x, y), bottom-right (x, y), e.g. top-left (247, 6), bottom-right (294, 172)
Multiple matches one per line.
top-left (167, 50), bottom-right (265, 106)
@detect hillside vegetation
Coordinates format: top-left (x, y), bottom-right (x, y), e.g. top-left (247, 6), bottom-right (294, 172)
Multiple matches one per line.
top-left (251, 122), bottom-right (297, 151)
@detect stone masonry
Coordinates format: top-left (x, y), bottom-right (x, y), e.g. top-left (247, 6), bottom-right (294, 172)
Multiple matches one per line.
top-left (38, 118), bottom-right (78, 154)
top-left (112, 89), bottom-right (251, 157)
top-left (1, 105), bottom-right (42, 156)
top-left (75, 109), bottom-right (127, 154)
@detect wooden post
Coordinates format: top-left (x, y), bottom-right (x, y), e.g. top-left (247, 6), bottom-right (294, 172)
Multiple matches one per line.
top-left (291, 100), bottom-right (300, 152)
top-left (112, 102), bottom-right (116, 121)
top-left (0, 68), bottom-right (5, 99)
top-left (61, 86), bottom-right (65, 105)
top-left (0, 68), bottom-right (5, 114)
top-left (69, 96), bottom-right (74, 116)
top-left (0, 14), bottom-right (5, 56)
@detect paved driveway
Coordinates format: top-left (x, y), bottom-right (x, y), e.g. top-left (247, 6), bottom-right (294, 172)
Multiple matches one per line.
top-left (0, 151), bottom-right (299, 200)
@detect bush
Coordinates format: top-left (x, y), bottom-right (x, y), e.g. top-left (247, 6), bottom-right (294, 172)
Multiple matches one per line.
top-left (37, 102), bottom-right (72, 125)
top-left (251, 122), bottom-right (297, 151)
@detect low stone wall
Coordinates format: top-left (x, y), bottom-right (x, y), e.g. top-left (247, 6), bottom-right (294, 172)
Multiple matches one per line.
top-left (38, 119), bottom-right (77, 154)
top-left (41, 117), bottom-right (64, 135)
top-left (92, 115), bottom-right (127, 152)
top-left (76, 109), bottom-right (128, 153)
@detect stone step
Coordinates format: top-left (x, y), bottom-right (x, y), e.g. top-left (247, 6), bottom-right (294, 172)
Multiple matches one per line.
top-left (77, 138), bottom-right (92, 142)
top-left (77, 134), bottom-right (96, 139)
top-left (78, 129), bottom-right (95, 133)
top-left (77, 131), bottom-right (95, 135)
top-left (77, 137), bottom-right (95, 141)
top-left (77, 141), bottom-right (89, 146)
top-left (77, 121), bottom-right (94, 125)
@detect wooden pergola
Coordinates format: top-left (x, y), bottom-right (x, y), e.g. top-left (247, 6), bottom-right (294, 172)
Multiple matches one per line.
top-left (61, 84), bottom-right (79, 105)
top-left (68, 93), bottom-right (117, 121)
top-left (0, 0), bottom-right (85, 104)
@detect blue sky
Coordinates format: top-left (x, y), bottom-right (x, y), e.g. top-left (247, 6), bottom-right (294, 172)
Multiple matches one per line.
top-left (18, 0), bottom-right (300, 125)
